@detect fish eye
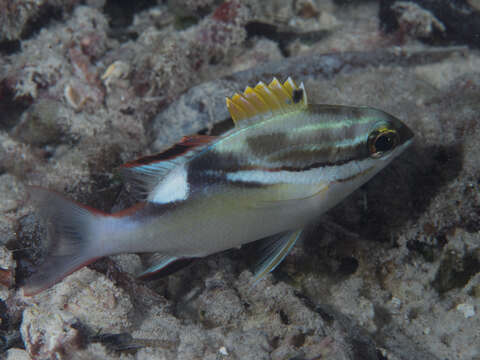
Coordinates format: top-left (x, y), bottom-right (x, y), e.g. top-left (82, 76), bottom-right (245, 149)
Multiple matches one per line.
top-left (368, 128), bottom-right (398, 158)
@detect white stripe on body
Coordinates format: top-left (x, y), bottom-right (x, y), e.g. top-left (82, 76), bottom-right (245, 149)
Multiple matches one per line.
top-left (226, 160), bottom-right (371, 184)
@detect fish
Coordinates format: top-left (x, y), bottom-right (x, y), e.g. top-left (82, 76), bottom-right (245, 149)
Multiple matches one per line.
top-left (24, 77), bottom-right (414, 296)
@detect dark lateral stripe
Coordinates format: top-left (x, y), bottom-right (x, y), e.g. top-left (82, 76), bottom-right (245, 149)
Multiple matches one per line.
top-left (193, 156), bottom-right (367, 182)
top-left (189, 148), bottom-right (368, 178)
top-left (255, 155), bottom-right (366, 173)
top-left (267, 140), bottom-right (368, 167)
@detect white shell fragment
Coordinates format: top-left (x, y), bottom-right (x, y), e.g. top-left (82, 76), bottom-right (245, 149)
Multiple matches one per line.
top-left (102, 60), bottom-right (130, 89)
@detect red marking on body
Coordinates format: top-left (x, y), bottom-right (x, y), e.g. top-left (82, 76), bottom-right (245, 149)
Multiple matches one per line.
top-left (110, 202), bottom-right (147, 218)
top-left (79, 203), bottom-right (110, 216)
top-left (121, 135), bottom-right (216, 168)
top-left (61, 194), bottom-right (146, 218)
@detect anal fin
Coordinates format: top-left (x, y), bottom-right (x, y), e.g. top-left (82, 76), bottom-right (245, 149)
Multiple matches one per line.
top-left (137, 253), bottom-right (195, 280)
top-left (252, 229), bottom-right (303, 283)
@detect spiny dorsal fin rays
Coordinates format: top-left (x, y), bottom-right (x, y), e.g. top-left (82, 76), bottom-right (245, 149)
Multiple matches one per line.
top-left (268, 78), bottom-right (292, 103)
top-left (226, 77), bottom-right (308, 125)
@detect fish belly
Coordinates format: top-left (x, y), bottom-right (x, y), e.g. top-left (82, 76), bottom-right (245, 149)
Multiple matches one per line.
top-left (119, 180), bottom-right (360, 258)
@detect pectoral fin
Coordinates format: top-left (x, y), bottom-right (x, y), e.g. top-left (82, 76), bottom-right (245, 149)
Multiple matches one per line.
top-left (252, 229), bottom-right (303, 283)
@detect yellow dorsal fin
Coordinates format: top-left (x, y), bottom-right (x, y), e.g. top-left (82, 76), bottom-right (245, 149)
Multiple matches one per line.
top-left (226, 77), bottom-right (307, 125)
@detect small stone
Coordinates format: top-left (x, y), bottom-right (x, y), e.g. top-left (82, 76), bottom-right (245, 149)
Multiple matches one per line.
top-left (391, 2), bottom-right (445, 38)
top-left (12, 99), bottom-right (65, 146)
top-left (295, 0), bottom-right (320, 19)
top-left (110, 253), bottom-right (143, 276)
top-left (6, 348), bottom-right (30, 360)
top-left (196, 284), bottom-right (244, 327)
top-left (219, 346), bottom-right (228, 356)
top-left (456, 303), bottom-right (475, 318)
top-left (390, 297), bottom-right (402, 309)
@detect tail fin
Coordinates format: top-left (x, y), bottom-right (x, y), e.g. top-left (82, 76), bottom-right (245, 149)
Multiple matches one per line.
top-left (23, 186), bottom-right (106, 296)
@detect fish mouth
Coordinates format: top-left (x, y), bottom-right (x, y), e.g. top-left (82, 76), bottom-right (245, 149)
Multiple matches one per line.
top-left (394, 117), bottom-right (415, 147)
top-left (386, 111), bottom-right (414, 147)
top-left (400, 124), bottom-right (415, 145)
top-left (395, 136), bottom-right (414, 159)
top-left (379, 135), bottom-right (413, 163)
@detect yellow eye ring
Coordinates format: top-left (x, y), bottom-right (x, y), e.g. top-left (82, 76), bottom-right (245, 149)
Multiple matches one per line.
top-left (368, 128), bottom-right (398, 158)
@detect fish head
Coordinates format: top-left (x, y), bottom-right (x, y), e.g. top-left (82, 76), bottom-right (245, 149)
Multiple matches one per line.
top-left (219, 104), bottom-right (414, 190)
top-left (222, 78), bottom-right (414, 186)
top-left (309, 105), bottom-right (414, 190)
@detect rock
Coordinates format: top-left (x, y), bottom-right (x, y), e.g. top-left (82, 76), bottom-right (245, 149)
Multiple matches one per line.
top-left (21, 305), bottom-right (83, 359)
top-left (195, 277), bottom-right (245, 327)
top-left (167, 0), bottom-right (217, 18)
top-left (151, 79), bottom-right (238, 151)
top-left (224, 329), bottom-right (271, 360)
top-left (380, 0), bottom-right (480, 47)
top-left (0, 247), bottom-right (15, 300)
top-left (20, 268), bottom-right (133, 358)
top-left (0, 0), bottom-right (80, 42)
top-left (231, 39), bottom-right (284, 73)
top-left (390, 1), bottom-right (446, 39)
